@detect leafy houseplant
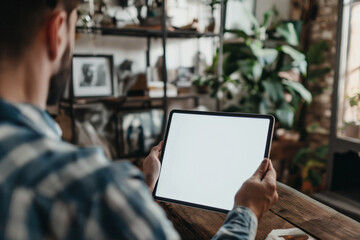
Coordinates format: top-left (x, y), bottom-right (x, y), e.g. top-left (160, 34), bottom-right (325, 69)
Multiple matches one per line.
top-left (291, 145), bottom-right (328, 194)
top-left (199, 9), bottom-right (312, 130)
top-left (339, 92), bottom-right (360, 138)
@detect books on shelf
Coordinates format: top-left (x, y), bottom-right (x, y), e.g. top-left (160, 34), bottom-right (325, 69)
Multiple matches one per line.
top-left (148, 81), bottom-right (178, 98)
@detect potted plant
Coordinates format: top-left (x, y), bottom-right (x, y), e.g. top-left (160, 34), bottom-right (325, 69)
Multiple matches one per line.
top-left (291, 145), bottom-right (328, 194)
top-left (340, 92), bottom-right (360, 138)
top-left (200, 9), bottom-right (312, 130)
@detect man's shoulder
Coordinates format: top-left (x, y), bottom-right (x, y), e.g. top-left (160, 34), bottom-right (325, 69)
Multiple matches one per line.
top-left (0, 122), bottom-right (142, 196)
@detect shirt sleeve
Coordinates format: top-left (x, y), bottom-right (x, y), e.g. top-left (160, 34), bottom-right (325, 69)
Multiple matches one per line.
top-left (89, 161), bottom-right (181, 240)
top-left (212, 207), bottom-right (258, 240)
top-left (42, 148), bottom-right (180, 240)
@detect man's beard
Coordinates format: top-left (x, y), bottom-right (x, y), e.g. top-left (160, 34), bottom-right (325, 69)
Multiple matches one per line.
top-left (46, 44), bottom-right (72, 105)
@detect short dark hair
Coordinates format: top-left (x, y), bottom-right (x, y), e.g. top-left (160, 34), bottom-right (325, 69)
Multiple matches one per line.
top-left (0, 0), bottom-right (80, 62)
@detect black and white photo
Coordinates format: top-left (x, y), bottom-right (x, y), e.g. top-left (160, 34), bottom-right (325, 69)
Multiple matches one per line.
top-left (72, 55), bottom-right (114, 97)
top-left (120, 110), bottom-right (164, 156)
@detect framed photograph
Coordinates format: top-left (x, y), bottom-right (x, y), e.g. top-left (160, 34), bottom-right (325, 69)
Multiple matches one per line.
top-left (120, 110), bottom-right (164, 156)
top-left (72, 55), bottom-right (114, 98)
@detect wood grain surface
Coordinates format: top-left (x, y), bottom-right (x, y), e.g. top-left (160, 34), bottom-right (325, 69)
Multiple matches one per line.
top-left (272, 182), bottom-right (360, 240)
top-left (159, 182), bottom-right (360, 239)
top-left (160, 202), bottom-right (296, 240)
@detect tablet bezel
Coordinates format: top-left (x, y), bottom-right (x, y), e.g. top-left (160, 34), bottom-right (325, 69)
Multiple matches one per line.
top-left (153, 109), bottom-right (275, 213)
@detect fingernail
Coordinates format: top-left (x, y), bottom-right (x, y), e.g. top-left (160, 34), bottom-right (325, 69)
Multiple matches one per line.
top-left (262, 159), bottom-right (268, 164)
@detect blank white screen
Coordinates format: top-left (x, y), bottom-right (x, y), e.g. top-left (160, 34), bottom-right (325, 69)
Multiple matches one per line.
top-left (155, 112), bottom-right (272, 211)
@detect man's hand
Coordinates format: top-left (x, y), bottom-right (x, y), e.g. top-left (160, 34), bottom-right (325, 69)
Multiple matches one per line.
top-left (143, 141), bottom-right (163, 192)
top-left (234, 158), bottom-right (278, 221)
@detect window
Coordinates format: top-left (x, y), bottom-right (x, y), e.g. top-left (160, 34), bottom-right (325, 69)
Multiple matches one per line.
top-left (337, 0), bottom-right (360, 140)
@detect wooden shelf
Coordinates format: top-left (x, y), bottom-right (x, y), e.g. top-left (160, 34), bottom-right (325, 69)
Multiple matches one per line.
top-left (61, 94), bottom-right (209, 105)
top-left (76, 26), bottom-right (220, 38)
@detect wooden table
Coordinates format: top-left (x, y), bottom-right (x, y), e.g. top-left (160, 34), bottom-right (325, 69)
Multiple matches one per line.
top-left (160, 182), bottom-right (360, 239)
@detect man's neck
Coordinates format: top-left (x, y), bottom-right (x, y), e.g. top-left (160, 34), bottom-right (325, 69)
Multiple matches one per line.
top-left (0, 50), bottom-right (51, 110)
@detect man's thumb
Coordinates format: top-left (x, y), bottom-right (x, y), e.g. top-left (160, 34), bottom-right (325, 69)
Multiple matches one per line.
top-left (252, 158), bottom-right (270, 180)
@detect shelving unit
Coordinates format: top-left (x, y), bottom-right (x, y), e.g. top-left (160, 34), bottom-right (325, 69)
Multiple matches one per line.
top-left (65, 0), bottom-right (226, 159)
top-left (76, 26), bottom-right (221, 38)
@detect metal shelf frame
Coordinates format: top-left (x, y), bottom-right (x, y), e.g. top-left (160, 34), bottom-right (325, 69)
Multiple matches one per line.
top-left (68, 0), bottom-right (226, 159)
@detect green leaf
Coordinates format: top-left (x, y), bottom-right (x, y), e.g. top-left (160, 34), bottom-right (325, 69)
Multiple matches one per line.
top-left (243, 5), bottom-right (260, 28)
top-left (349, 96), bottom-right (358, 107)
top-left (250, 41), bottom-right (278, 66)
top-left (259, 97), bottom-right (270, 114)
top-left (292, 148), bottom-right (310, 165)
top-left (306, 41), bottom-right (330, 65)
top-left (262, 80), bottom-right (284, 102)
top-left (253, 48), bottom-right (279, 66)
top-left (251, 39), bottom-right (263, 49)
top-left (314, 145), bottom-right (329, 160)
top-left (252, 62), bottom-right (263, 82)
top-left (306, 123), bottom-right (329, 134)
top-left (282, 80), bottom-right (312, 104)
top-left (308, 67), bottom-right (331, 82)
top-left (307, 168), bottom-right (324, 186)
top-left (276, 23), bottom-right (299, 46)
top-left (261, 9), bottom-right (276, 29)
top-left (225, 29), bottom-right (249, 39)
top-left (280, 45), bottom-right (307, 76)
top-left (275, 102), bottom-right (294, 128)
top-left (238, 59), bottom-right (263, 82)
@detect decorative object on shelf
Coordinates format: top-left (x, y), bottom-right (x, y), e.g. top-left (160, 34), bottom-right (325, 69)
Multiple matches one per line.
top-left (178, 19), bottom-right (200, 32)
top-left (72, 55), bottom-right (114, 98)
top-left (148, 81), bottom-right (177, 98)
top-left (76, 1), bottom-right (96, 28)
top-left (155, 56), bottom-right (164, 81)
top-left (205, 0), bottom-right (220, 33)
top-left (193, 76), bottom-right (210, 94)
top-left (135, 0), bottom-right (164, 27)
top-left (128, 74), bottom-right (148, 96)
top-left (193, 51), bottom-right (207, 76)
top-left (76, 120), bottom-right (116, 159)
top-left (338, 91), bottom-right (360, 138)
top-left (116, 60), bottom-right (138, 96)
top-left (176, 67), bottom-right (194, 88)
top-left (120, 110), bottom-right (164, 156)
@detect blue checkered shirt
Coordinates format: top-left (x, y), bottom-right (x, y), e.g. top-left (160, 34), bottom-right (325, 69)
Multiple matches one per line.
top-left (0, 99), bottom-right (257, 240)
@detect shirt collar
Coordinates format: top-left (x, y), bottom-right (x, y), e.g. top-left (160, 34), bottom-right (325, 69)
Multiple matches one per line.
top-left (0, 99), bottom-right (62, 140)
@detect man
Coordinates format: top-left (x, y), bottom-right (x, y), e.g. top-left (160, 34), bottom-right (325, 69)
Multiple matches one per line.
top-left (80, 64), bottom-right (96, 87)
top-left (0, 1), bottom-right (278, 239)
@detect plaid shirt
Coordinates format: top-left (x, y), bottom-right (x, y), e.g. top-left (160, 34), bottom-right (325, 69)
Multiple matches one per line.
top-left (0, 99), bottom-right (257, 240)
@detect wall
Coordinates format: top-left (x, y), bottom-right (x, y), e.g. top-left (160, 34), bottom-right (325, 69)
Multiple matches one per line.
top-left (297, 0), bottom-right (338, 149)
top-left (225, 0), bottom-right (254, 33)
top-left (75, 35), bottom-right (215, 75)
top-left (256, 0), bottom-right (291, 21)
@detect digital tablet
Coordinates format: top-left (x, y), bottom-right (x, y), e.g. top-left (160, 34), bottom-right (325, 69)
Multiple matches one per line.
top-left (153, 110), bottom-right (274, 213)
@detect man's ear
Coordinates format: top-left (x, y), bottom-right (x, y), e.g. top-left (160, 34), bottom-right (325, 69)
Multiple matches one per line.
top-left (47, 11), bottom-right (68, 62)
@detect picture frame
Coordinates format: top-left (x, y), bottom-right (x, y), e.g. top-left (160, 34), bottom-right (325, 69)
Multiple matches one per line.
top-left (119, 110), bottom-right (164, 156)
top-left (72, 54), bottom-right (114, 98)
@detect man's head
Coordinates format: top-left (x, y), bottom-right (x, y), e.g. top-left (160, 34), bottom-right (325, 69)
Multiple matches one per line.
top-left (82, 64), bottom-right (96, 85)
top-left (0, 0), bottom-right (80, 106)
